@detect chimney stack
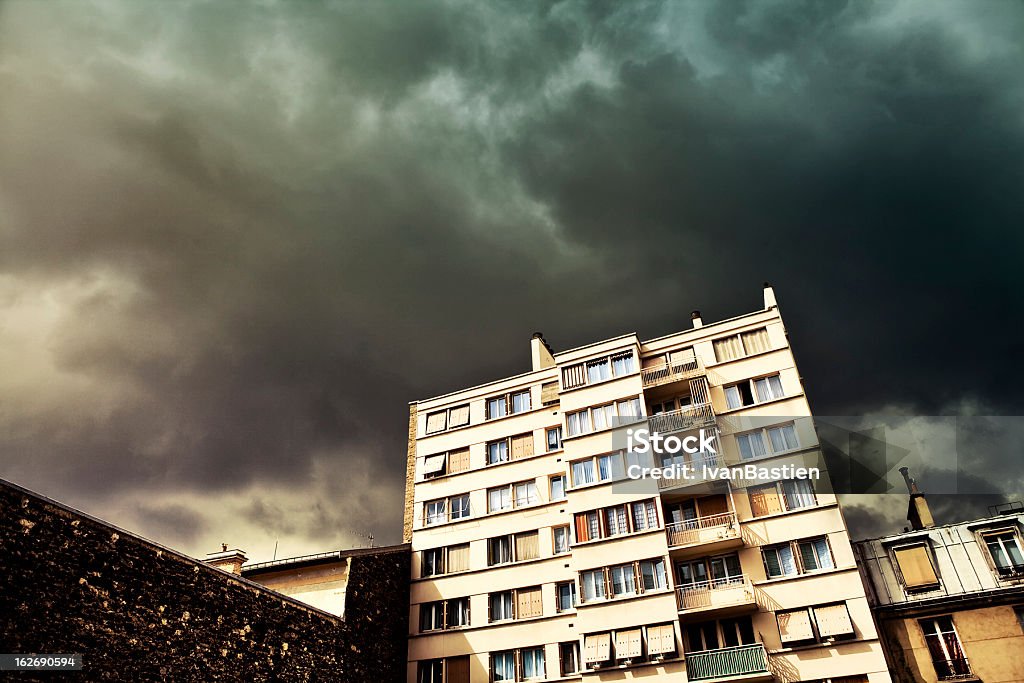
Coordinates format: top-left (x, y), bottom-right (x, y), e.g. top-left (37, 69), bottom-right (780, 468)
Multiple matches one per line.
top-left (763, 282), bottom-right (778, 309)
top-left (205, 546), bottom-right (248, 575)
top-left (690, 310), bottom-right (703, 329)
top-left (899, 467), bottom-right (935, 530)
top-left (530, 332), bottom-right (555, 371)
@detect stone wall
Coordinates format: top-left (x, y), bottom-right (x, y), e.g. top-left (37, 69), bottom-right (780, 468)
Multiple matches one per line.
top-left (0, 478), bottom-right (410, 682)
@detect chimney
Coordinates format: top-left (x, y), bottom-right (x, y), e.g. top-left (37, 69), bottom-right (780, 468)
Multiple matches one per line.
top-left (899, 467), bottom-right (935, 531)
top-left (690, 310), bottom-right (703, 329)
top-left (205, 545), bottom-right (248, 575)
top-left (531, 332), bottom-right (555, 371)
top-left (763, 282), bottom-right (778, 309)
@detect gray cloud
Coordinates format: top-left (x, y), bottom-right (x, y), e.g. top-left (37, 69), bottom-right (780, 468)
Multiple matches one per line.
top-left (0, 0), bottom-right (1022, 558)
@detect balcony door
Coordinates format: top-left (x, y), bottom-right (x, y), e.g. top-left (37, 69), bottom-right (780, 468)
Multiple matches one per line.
top-left (709, 554), bottom-right (743, 587)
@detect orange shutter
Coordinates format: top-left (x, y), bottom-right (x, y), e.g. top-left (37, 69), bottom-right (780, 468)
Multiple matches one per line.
top-left (778, 609), bottom-right (815, 643)
top-left (541, 381), bottom-right (559, 405)
top-left (446, 656), bottom-right (470, 683)
top-left (698, 494), bottom-right (729, 517)
top-left (575, 514), bottom-right (590, 543)
top-left (447, 448), bottom-right (470, 473)
top-left (616, 629), bottom-right (642, 658)
top-left (893, 545), bottom-right (939, 589)
top-left (814, 603), bottom-right (855, 637)
top-left (511, 433), bottom-right (534, 460)
top-left (749, 484), bottom-right (783, 516)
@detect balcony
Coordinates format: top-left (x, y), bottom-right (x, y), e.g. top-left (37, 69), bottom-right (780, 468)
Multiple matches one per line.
top-left (665, 512), bottom-right (739, 551)
top-left (647, 403), bottom-right (716, 434)
top-left (685, 644), bottom-right (770, 682)
top-left (676, 576), bottom-right (755, 614)
top-left (641, 356), bottom-right (705, 389)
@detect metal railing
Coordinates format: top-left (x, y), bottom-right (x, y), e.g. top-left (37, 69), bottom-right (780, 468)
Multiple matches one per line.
top-left (641, 357), bottom-right (705, 388)
top-left (647, 403), bottom-right (716, 434)
top-left (676, 575), bottom-right (753, 611)
top-left (656, 453), bottom-right (720, 490)
top-left (665, 511), bottom-right (738, 548)
top-left (685, 644), bottom-right (769, 681)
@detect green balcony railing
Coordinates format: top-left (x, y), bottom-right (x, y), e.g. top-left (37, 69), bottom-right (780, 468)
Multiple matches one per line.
top-left (685, 643), bottom-right (769, 681)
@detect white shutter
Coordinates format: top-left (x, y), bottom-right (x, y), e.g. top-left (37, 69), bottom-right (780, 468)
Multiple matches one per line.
top-left (814, 603), bottom-right (855, 637)
top-left (778, 609), bottom-right (815, 643)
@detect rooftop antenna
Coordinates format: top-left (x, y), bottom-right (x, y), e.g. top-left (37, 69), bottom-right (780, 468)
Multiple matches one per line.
top-left (367, 532), bottom-right (375, 548)
top-left (273, 539), bottom-right (279, 561)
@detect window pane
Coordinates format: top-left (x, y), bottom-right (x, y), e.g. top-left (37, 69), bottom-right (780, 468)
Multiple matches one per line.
top-left (547, 426), bottom-right (562, 450)
top-left (488, 397), bottom-right (507, 419)
top-left (512, 391), bottom-right (531, 413)
top-left (725, 386), bottom-right (742, 410)
top-left (573, 460), bottom-right (595, 486)
top-left (587, 359), bottom-right (610, 383)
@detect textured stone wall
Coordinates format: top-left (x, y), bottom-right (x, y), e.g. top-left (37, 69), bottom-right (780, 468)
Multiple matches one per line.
top-left (403, 404), bottom-right (417, 543)
top-left (0, 479), bottom-right (410, 682)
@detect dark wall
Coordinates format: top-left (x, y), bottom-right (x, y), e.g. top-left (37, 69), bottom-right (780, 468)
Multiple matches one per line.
top-left (0, 479), bottom-right (410, 682)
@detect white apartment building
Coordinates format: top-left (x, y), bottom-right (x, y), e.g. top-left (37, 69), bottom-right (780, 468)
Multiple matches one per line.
top-left (403, 285), bottom-right (892, 683)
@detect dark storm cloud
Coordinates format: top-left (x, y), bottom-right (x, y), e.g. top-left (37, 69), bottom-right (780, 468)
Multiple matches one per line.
top-left (1, 0), bottom-right (1022, 556)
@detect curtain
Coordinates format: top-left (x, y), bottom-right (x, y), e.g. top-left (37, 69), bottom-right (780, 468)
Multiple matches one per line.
top-left (515, 532), bottom-right (539, 561)
top-left (511, 390), bottom-right (531, 413)
top-left (491, 652), bottom-right (515, 681)
top-left (487, 396), bottom-right (507, 419)
top-left (714, 335), bottom-right (744, 362)
top-left (725, 385), bottom-right (742, 410)
top-left (447, 544), bottom-right (469, 572)
top-left (741, 328), bottom-right (770, 355)
top-left (782, 479), bottom-right (815, 509)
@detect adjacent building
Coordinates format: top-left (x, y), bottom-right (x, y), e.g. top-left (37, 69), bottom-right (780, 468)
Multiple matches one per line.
top-left (855, 470), bottom-right (1024, 682)
top-left (404, 285), bottom-right (891, 683)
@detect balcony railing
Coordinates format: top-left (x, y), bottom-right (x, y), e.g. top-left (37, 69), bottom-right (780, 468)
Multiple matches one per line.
top-left (666, 511), bottom-right (738, 548)
top-left (641, 357), bottom-right (705, 388)
top-left (656, 453), bottom-right (720, 490)
top-left (647, 403), bottom-right (716, 434)
top-left (685, 644), bottom-right (769, 681)
top-left (935, 658), bottom-right (974, 681)
top-left (676, 575), bottom-right (754, 612)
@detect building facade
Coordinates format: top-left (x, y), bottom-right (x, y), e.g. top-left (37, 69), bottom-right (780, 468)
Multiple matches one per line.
top-left (855, 472), bottom-right (1024, 682)
top-left (404, 285), bottom-right (891, 683)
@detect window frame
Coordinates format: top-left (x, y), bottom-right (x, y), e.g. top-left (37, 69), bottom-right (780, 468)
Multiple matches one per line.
top-left (425, 404), bottom-right (470, 434)
top-left (561, 351), bottom-right (637, 390)
top-left (724, 373), bottom-right (785, 410)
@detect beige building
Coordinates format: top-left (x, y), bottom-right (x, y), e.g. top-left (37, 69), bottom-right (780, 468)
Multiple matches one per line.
top-left (855, 471), bottom-right (1024, 682)
top-left (404, 285), bottom-right (892, 683)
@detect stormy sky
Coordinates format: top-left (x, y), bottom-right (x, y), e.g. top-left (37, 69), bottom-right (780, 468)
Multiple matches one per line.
top-left (1, 0), bottom-right (1023, 560)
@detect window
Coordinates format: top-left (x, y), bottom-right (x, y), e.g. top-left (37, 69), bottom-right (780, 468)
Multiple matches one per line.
top-left (425, 499), bottom-right (447, 526)
top-left (632, 500), bottom-right (659, 531)
top-left (425, 404), bottom-right (470, 434)
top-left (725, 374), bottom-right (783, 410)
top-left (764, 537), bottom-right (833, 578)
top-left (768, 423), bottom-right (799, 451)
top-left (587, 358), bottom-right (610, 383)
top-left (510, 433), bottom-right (535, 460)
top-left (422, 548), bottom-right (444, 577)
top-left (447, 543), bottom-right (470, 573)
top-left (563, 351), bottom-right (636, 390)
top-left (487, 439), bottom-right (509, 465)
top-left (521, 646), bottom-right (546, 679)
top-left (983, 530), bottom-right (1024, 578)
top-left (748, 480), bottom-right (816, 516)
top-left (420, 601), bottom-right (445, 632)
top-left (736, 431), bottom-right (768, 460)
top-left (488, 480), bottom-right (539, 512)
top-left (893, 543), bottom-right (940, 591)
top-left (490, 591), bottom-right (514, 622)
top-left (580, 570), bottom-right (606, 602)
top-left (781, 479), bottom-right (816, 510)
top-left (422, 453), bottom-right (447, 479)
top-left (559, 641), bottom-right (580, 675)
top-left (491, 650), bottom-right (516, 681)
top-left (615, 628), bottom-right (643, 661)
top-left (571, 458), bottom-right (595, 486)
top-left (553, 525), bottom-right (570, 554)
top-left (488, 486), bottom-right (511, 512)
top-left (639, 558), bottom-right (668, 590)
top-left (488, 532), bottom-right (538, 565)
top-left (488, 536), bottom-right (513, 566)
top-left (422, 544), bottom-right (470, 577)
top-left (814, 603), bottom-right (855, 639)
top-left (920, 616), bottom-right (972, 680)
top-left (713, 327), bottom-right (770, 362)
top-left (605, 505), bottom-right (628, 536)
top-left (565, 400), bottom-right (642, 437)
top-left (514, 480), bottom-right (539, 507)
top-left (449, 494), bottom-right (471, 521)
top-left (516, 586), bottom-right (543, 619)
top-left (574, 510), bottom-right (600, 543)
top-left (556, 581), bottom-right (577, 612)
top-left (418, 660), bottom-right (443, 683)
top-left (764, 543), bottom-right (797, 578)
top-left (598, 452), bottom-right (624, 481)
top-left (483, 389), bottom-right (532, 421)
top-left (445, 448), bottom-right (470, 475)
top-left (550, 474), bottom-right (566, 501)
top-left (610, 563), bottom-right (636, 596)
top-left (546, 426), bottom-right (563, 451)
